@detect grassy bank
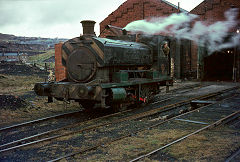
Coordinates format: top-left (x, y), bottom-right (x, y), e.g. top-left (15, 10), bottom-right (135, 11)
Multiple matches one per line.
top-left (28, 49), bottom-right (55, 69)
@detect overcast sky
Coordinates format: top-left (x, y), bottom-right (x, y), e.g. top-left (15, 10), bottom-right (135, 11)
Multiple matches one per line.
top-left (0, 0), bottom-right (204, 38)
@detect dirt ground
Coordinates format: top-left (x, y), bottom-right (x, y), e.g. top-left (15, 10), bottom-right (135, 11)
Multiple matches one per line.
top-left (0, 63), bottom-right (80, 127)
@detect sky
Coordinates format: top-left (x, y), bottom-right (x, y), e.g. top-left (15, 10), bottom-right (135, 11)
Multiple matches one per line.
top-left (0, 0), bottom-right (204, 38)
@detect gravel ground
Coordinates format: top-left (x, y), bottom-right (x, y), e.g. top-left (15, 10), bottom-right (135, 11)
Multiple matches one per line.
top-left (0, 108), bottom-right (113, 149)
top-left (71, 86), bottom-right (240, 161)
top-left (146, 93), bottom-right (240, 161)
top-left (1, 83), bottom-right (239, 161)
top-left (0, 95), bottom-right (28, 110)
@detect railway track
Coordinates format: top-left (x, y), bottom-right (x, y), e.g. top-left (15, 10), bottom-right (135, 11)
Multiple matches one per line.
top-left (130, 110), bottom-right (240, 161)
top-left (0, 84), bottom-right (237, 161)
top-left (49, 88), bottom-right (239, 161)
top-left (0, 110), bottom-right (83, 132)
top-left (0, 108), bottom-right (121, 152)
top-left (0, 83), bottom-right (203, 152)
top-left (152, 82), bottom-right (203, 105)
top-left (0, 82), bottom-right (202, 133)
top-left (225, 148), bottom-right (240, 162)
top-left (0, 108), bottom-right (133, 153)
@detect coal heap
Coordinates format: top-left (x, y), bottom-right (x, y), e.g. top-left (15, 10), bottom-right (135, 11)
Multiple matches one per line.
top-left (0, 63), bottom-right (48, 77)
top-left (0, 95), bottom-right (28, 110)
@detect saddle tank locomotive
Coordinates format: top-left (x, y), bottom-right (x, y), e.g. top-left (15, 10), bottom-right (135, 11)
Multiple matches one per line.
top-left (34, 20), bottom-right (172, 110)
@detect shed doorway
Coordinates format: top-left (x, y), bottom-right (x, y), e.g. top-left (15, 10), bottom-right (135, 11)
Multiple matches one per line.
top-left (203, 49), bottom-right (234, 81)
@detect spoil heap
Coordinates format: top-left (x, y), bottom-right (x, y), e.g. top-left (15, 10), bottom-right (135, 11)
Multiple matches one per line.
top-left (0, 95), bottom-right (28, 110)
top-left (0, 63), bottom-right (48, 77)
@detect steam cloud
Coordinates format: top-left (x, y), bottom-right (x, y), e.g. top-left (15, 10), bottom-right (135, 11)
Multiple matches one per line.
top-left (124, 8), bottom-right (240, 53)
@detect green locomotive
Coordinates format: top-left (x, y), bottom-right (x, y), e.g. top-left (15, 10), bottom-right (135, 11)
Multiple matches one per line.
top-left (34, 20), bottom-right (173, 110)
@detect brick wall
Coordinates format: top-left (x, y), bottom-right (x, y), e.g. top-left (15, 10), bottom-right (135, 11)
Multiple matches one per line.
top-left (191, 0), bottom-right (240, 24)
top-left (55, 43), bottom-right (67, 82)
top-left (100, 0), bottom-right (182, 37)
top-left (190, 0), bottom-right (240, 79)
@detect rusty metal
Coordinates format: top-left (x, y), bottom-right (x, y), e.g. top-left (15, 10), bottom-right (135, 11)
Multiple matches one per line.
top-left (105, 25), bottom-right (124, 36)
top-left (67, 46), bottom-right (97, 82)
top-left (35, 23), bottom-right (176, 109)
top-left (80, 20), bottom-right (96, 36)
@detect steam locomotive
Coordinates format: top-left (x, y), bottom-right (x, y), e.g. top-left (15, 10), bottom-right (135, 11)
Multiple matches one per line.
top-left (34, 20), bottom-right (173, 110)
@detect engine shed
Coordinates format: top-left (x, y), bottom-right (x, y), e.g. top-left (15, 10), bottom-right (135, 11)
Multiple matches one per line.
top-left (99, 0), bottom-right (240, 82)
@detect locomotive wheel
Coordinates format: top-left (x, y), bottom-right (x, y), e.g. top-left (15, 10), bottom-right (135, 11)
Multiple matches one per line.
top-left (140, 84), bottom-right (158, 104)
top-left (139, 86), bottom-right (152, 104)
top-left (140, 87), bottom-right (150, 103)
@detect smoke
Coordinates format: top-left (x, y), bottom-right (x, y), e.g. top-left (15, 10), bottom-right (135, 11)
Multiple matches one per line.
top-left (124, 8), bottom-right (240, 53)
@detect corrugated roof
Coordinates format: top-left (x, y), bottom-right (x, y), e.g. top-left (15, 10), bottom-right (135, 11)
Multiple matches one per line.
top-left (161, 0), bottom-right (188, 13)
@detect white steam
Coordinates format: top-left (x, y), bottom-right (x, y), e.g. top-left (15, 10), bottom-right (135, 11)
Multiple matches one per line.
top-left (124, 8), bottom-right (240, 53)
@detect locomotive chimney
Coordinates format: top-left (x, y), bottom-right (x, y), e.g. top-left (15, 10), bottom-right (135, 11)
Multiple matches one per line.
top-left (80, 20), bottom-right (96, 36)
top-left (178, 2), bottom-right (180, 13)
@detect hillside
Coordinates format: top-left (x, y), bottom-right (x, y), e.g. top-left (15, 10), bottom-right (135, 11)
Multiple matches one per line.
top-left (0, 33), bottom-right (67, 55)
top-left (28, 50), bottom-right (55, 69)
top-left (0, 33), bottom-right (16, 41)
